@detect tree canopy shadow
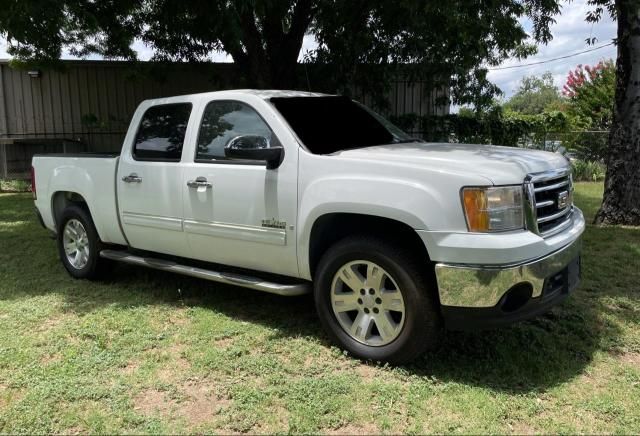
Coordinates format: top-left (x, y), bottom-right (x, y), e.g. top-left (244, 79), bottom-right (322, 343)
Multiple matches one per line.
top-left (0, 193), bottom-right (633, 395)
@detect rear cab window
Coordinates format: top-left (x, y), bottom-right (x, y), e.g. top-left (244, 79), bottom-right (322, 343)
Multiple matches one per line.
top-left (133, 103), bottom-right (193, 161)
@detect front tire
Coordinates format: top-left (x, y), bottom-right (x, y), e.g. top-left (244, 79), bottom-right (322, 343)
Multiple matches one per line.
top-left (57, 204), bottom-right (110, 280)
top-left (314, 236), bottom-right (441, 364)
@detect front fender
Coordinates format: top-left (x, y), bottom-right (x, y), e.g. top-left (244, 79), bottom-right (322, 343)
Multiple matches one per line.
top-left (297, 175), bottom-right (456, 279)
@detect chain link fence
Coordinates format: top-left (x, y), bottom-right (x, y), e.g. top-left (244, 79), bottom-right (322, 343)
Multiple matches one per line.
top-left (518, 130), bottom-right (609, 160)
top-left (0, 129), bottom-right (609, 192)
top-left (0, 139), bottom-right (86, 192)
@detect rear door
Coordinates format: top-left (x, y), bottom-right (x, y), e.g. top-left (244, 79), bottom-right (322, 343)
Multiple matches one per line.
top-left (116, 102), bottom-right (194, 258)
top-left (181, 97), bottom-right (299, 277)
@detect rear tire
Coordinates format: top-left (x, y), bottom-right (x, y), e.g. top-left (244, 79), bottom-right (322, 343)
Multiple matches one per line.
top-left (57, 204), bottom-right (111, 280)
top-left (314, 235), bottom-right (441, 364)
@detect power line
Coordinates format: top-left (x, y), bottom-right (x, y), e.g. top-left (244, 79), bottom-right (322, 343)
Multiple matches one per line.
top-left (488, 41), bottom-right (615, 71)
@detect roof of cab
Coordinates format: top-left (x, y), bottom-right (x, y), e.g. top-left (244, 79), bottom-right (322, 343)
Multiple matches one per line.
top-left (140, 89), bottom-right (334, 107)
top-left (234, 89), bottom-right (333, 99)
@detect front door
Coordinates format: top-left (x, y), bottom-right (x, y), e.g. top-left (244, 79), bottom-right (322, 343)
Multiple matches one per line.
top-left (181, 99), bottom-right (299, 277)
top-left (117, 102), bottom-right (193, 258)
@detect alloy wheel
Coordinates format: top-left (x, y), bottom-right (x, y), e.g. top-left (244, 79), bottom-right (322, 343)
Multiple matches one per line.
top-left (330, 260), bottom-right (406, 346)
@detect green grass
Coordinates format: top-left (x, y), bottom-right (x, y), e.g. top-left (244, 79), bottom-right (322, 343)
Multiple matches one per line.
top-left (1, 182), bottom-right (639, 434)
top-left (0, 179), bottom-right (31, 193)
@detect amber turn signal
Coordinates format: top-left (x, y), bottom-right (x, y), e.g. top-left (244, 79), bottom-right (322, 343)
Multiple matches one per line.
top-left (462, 188), bottom-right (490, 232)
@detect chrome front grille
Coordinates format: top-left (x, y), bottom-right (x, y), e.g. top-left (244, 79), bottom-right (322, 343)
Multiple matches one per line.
top-left (524, 168), bottom-right (574, 237)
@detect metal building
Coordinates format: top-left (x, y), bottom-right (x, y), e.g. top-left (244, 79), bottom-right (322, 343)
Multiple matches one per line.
top-left (0, 60), bottom-right (449, 179)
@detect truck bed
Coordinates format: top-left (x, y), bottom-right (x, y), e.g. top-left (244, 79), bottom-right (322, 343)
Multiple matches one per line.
top-left (32, 154), bottom-right (127, 246)
top-left (33, 152), bottom-right (121, 158)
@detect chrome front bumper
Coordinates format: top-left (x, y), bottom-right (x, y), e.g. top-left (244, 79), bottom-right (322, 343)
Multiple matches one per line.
top-left (435, 236), bottom-right (582, 308)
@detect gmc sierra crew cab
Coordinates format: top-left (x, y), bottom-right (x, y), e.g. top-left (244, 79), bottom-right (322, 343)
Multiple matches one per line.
top-left (32, 90), bottom-right (584, 363)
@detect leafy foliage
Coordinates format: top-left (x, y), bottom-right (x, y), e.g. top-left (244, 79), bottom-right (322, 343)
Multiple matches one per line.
top-left (391, 107), bottom-right (570, 147)
top-left (559, 60), bottom-right (615, 161)
top-left (572, 159), bottom-right (606, 182)
top-left (0, 0), bottom-right (563, 107)
top-left (503, 72), bottom-right (565, 115)
top-left (563, 60), bottom-right (615, 130)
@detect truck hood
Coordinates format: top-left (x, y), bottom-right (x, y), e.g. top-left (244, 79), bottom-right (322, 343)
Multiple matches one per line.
top-left (334, 142), bottom-right (570, 185)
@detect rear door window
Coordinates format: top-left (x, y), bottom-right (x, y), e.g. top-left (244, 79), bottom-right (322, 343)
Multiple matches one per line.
top-left (133, 103), bottom-right (192, 161)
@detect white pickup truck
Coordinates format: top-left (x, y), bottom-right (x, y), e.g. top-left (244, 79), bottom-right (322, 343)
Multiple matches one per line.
top-left (32, 90), bottom-right (584, 363)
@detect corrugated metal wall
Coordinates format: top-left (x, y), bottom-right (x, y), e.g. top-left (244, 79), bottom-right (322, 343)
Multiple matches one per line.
top-left (0, 61), bottom-right (228, 151)
top-left (0, 60), bottom-right (449, 153)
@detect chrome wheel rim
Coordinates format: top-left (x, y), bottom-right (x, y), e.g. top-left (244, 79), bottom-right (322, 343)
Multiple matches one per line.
top-left (63, 219), bottom-right (90, 269)
top-left (330, 260), bottom-right (406, 346)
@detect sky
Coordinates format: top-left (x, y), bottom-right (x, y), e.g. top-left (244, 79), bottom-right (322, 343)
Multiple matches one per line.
top-left (487, 0), bottom-right (617, 99)
top-left (0, 0), bottom-right (617, 100)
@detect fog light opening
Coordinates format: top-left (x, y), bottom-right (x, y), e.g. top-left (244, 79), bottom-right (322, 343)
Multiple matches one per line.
top-left (500, 283), bottom-right (533, 313)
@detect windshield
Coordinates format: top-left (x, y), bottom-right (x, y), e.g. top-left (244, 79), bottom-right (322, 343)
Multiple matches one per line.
top-left (270, 96), bottom-right (414, 155)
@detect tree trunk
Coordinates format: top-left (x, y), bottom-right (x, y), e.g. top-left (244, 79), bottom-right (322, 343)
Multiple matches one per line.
top-left (594, 0), bottom-right (640, 225)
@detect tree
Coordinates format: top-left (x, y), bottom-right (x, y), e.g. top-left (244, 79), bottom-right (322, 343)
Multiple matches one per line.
top-left (589, 0), bottom-right (640, 225)
top-left (562, 60), bottom-right (615, 161)
top-left (0, 0), bottom-right (562, 107)
top-left (563, 60), bottom-right (615, 130)
top-left (503, 71), bottom-right (564, 115)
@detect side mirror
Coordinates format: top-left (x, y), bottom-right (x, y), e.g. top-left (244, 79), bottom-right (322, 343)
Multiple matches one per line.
top-left (224, 135), bottom-right (284, 169)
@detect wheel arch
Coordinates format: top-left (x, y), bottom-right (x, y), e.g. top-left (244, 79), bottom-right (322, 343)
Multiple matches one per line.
top-left (306, 212), bottom-right (432, 280)
top-left (51, 191), bottom-right (91, 230)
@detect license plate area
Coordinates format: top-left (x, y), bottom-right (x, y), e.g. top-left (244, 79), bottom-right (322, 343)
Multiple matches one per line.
top-left (542, 256), bottom-right (581, 298)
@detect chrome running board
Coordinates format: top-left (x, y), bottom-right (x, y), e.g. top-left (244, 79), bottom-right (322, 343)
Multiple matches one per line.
top-left (99, 250), bottom-right (311, 296)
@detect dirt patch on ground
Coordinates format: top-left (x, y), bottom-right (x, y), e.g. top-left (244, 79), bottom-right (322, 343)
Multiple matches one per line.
top-left (181, 381), bottom-right (230, 425)
top-left (36, 316), bottom-right (65, 333)
top-left (134, 389), bottom-right (174, 416)
top-left (508, 422), bottom-right (538, 435)
top-left (155, 343), bottom-right (191, 383)
top-left (354, 364), bottom-right (380, 379)
top-left (249, 403), bottom-right (290, 433)
top-left (62, 426), bottom-right (87, 435)
top-left (214, 336), bottom-right (235, 348)
top-left (0, 384), bottom-right (25, 409)
top-left (325, 422), bottom-right (379, 435)
top-left (134, 380), bottom-right (230, 429)
top-left (40, 352), bottom-right (62, 365)
top-left (618, 351), bottom-right (640, 366)
top-left (121, 360), bottom-right (141, 376)
top-left (168, 313), bottom-right (190, 327)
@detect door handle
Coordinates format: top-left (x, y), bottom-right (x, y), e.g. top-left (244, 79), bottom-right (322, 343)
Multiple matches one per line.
top-left (122, 173), bottom-right (142, 183)
top-left (187, 176), bottom-right (212, 189)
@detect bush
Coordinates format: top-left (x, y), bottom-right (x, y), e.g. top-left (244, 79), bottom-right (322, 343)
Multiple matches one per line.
top-left (571, 160), bottom-right (606, 182)
top-left (391, 109), bottom-right (571, 147)
top-left (566, 130), bottom-right (609, 161)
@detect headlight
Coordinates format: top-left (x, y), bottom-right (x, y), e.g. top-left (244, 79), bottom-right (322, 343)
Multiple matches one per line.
top-left (462, 186), bottom-right (524, 232)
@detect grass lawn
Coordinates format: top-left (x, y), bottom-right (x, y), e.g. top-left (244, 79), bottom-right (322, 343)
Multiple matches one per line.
top-left (0, 182), bottom-right (639, 434)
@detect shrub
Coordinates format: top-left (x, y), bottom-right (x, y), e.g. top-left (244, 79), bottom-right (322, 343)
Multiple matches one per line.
top-left (571, 160), bottom-right (606, 182)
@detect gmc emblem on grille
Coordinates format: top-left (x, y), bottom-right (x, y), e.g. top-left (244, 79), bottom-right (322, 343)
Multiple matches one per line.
top-left (557, 191), bottom-right (569, 209)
